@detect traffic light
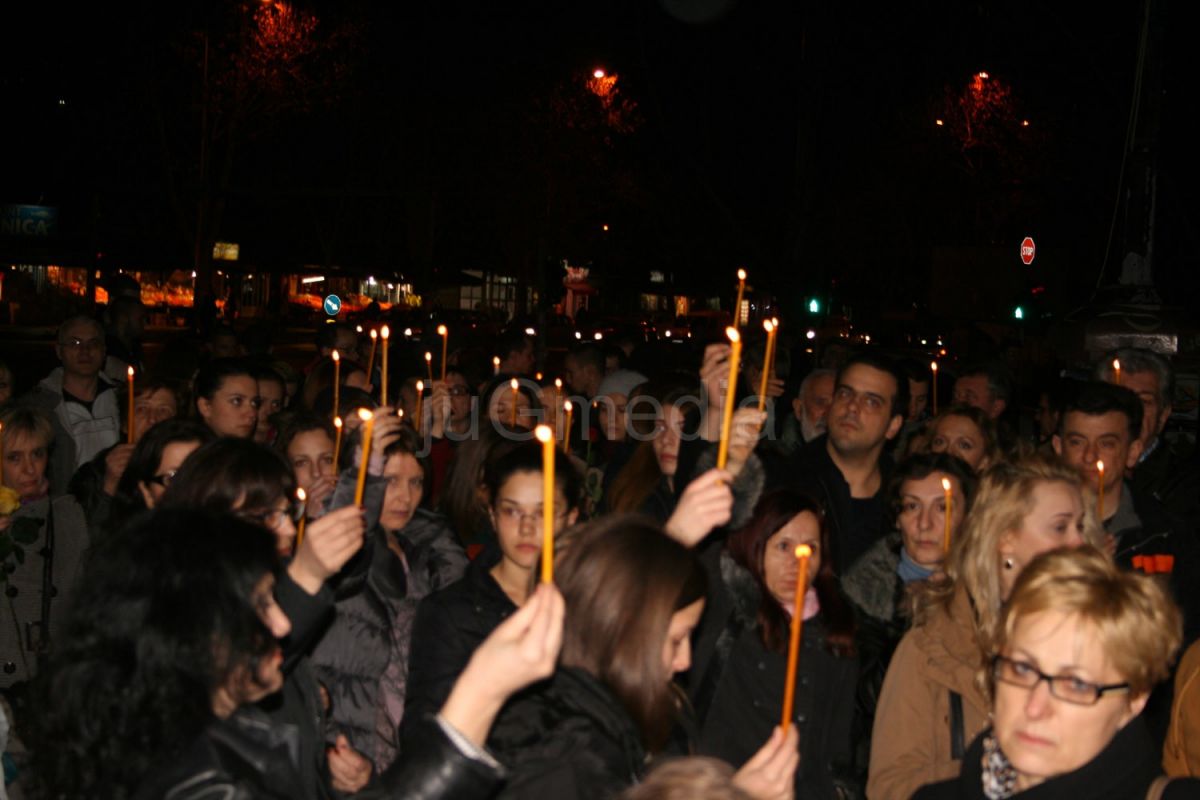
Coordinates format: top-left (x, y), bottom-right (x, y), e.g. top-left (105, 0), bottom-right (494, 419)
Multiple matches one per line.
top-left (808, 298), bottom-right (821, 314)
top-left (1013, 305), bottom-right (1025, 320)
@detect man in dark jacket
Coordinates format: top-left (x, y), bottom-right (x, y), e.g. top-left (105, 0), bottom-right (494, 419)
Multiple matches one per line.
top-left (774, 352), bottom-right (907, 574)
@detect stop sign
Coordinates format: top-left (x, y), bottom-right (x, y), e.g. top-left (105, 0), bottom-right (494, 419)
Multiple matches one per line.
top-left (1020, 236), bottom-right (1036, 265)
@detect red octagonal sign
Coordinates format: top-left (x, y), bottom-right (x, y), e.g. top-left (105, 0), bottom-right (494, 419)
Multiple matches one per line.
top-left (1020, 236), bottom-right (1036, 265)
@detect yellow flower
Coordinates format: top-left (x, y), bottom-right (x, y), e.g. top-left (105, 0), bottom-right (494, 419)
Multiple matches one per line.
top-left (0, 486), bottom-right (20, 516)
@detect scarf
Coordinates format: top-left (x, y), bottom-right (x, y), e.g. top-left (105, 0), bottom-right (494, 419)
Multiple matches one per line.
top-left (981, 732), bottom-right (1018, 799)
top-left (897, 547), bottom-right (935, 583)
top-left (782, 587), bottom-right (821, 621)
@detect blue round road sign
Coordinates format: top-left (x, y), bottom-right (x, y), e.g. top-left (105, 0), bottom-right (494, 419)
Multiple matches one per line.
top-left (324, 294), bottom-right (342, 316)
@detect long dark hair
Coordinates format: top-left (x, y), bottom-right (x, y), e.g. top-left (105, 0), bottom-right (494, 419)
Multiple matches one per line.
top-left (557, 515), bottom-right (706, 753)
top-left (159, 437), bottom-right (294, 515)
top-left (30, 509), bottom-right (280, 798)
top-left (607, 375), bottom-right (701, 513)
top-left (109, 419), bottom-right (214, 532)
top-left (728, 490), bottom-right (856, 657)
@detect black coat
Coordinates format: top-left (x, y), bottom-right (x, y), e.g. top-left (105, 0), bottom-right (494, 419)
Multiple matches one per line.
top-left (699, 619), bottom-right (858, 800)
top-left (487, 667), bottom-right (646, 800)
top-left (403, 545), bottom-right (517, 739)
top-left (912, 719), bottom-right (1200, 800)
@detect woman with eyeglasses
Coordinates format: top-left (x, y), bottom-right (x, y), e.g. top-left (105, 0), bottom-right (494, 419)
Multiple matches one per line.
top-left (868, 453), bottom-right (1104, 800)
top-left (309, 419), bottom-right (469, 774)
top-left (913, 546), bottom-right (1199, 799)
top-left (193, 357), bottom-right (260, 439)
top-left (403, 440), bottom-right (583, 738)
top-left (159, 436), bottom-right (370, 796)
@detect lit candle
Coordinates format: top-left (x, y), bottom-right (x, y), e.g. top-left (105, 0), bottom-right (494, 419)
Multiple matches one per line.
top-left (734, 268), bottom-right (747, 328)
top-left (438, 325), bottom-right (449, 381)
top-left (380, 326), bottom-right (390, 404)
top-left (758, 320), bottom-right (777, 412)
top-left (563, 400), bottom-right (573, 454)
top-left (930, 361), bottom-right (939, 416)
top-left (425, 351), bottom-right (434, 384)
top-left (536, 424), bottom-right (556, 583)
top-left (493, 356), bottom-right (501, 375)
top-left (366, 329), bottom-right (378, 381)
top-left (333, 416), bottom-right (343, 468)
top-left (781, 543), bottom-right (813, 731)
top-left (716, 327), bottom-right (743, 470)
top-left (295, 487), bottom-right (308, 552)
top-left (354, 409), bottom-right (375, 506)
top-left (415, 380), bottom-right (424, 432)
top-left (554, 378), bottom-right (563, 411)
top-left (1097, 460), bottom-right (1106, 520)
top-left (126, 366), bottom-right (136, 443)
top-left (942, 477), bottom-right (953, 554)
top-left (1113, 358), bottom-right (1122, 387)
top-left (510, 378), bottom-right (520, 427)
top-left (536, 372), bottom-right (543, 382)
top-left (331, 350), bottom-right (341, 419)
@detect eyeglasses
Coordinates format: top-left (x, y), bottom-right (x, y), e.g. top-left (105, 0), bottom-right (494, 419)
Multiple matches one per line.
top-left (992, 655), bottom-right (1130, 706)
top-left (447, 386), bottom-right (470, 397)
top-left (147, 469), bottom-right (178, 487)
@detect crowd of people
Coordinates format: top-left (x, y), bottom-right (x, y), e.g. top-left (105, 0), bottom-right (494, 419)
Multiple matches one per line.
top-left (2, 302), bottom-right (1200, 800)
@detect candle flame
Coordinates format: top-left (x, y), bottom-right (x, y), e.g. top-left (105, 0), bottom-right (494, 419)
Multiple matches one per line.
top-left (397, 408), bottom-right (404, 418)
top-left (380, 325), bottom-right (390, 340)
top-left (536, 372), bottom-right (543, 381)
top-left (332, 350), bottom-right (340, 362)
top-left (296, 487), bottom-right (306, 502)
top-left (930, 361), bottom-right (938, 372)
top-left (763, 320), bottom-right (774, 332)
top-left (771, 317), bottom-right (779, 326)
top-left (356, 326), bottom-right (363, 334)
top-left (1113, 358), bottom-right (1120, 372)
top-left (127, 366), bottom-right (134, 378)
top-left (416, 380), bottom-right (424, 392)
top-left (357, 408), bottom-right (374, 422)
top-left (370, 329), bottom-right (377, 340)
top-left (564, 400), bottom-right (573, 412)
top-left (425, 352), bottom-right (432, 362)
top-left (795, 544), bottom-right (813, 558)
top-left (493, 356), bottom-right (501, 366)
top-left (1097, 460), bottom-right (1104, 473)
top-left (535, 425), bottom-right (553, 443)
top-left (726, 326), bottom-right (740, 343)
top-left (438, 325), bottom-right (448, 336)
top-left (555, 378), bottom-right (563, 389)
top-left (942, 477), bottom-right (952, 491)
top-left (334, 416), bottom-right (343, 429)
top-left (510, 378), bottom-right (519, 390)
top-left (737, 268), bottom-right (747, 281)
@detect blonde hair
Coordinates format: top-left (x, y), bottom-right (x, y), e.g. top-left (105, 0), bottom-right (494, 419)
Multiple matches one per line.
top-left (913, 452), bottom-right (1104, 648)
top-left (620, 757), bottom-right (752, 800)
top-left (0, 406), bottom-right (55, 450)
top-left (994, 546), bottom-right (1182, 697)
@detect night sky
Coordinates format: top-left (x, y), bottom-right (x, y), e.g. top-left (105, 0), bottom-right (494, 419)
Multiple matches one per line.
top-left (3, 0), bottom-right (1196, 321)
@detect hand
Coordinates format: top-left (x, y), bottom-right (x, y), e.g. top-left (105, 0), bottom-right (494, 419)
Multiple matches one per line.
top-left (701, 343), bottom-right (732, 413)
top-left (428, 382), bottom-right (451, 438)
top-left (732, 725), bottom-right (799, 800)
top-left (287, 505), bottom-right (366, 595)
top-left (327, 735), bottom-right (373, 793)
top-left (366, 408), bottom-right (404, 476)
top-left (304, 474), bottom-right (338, 514)
top-left (102, 443), bottom-right (136, 496)
top-left (665, 468), bottom-right (733, 547)
top-left (765, 376), bottom-right (786, 400)
top-left (440, 582), bottom-right (565, 745)
top-left (726, 408), bottom-right (766, 477)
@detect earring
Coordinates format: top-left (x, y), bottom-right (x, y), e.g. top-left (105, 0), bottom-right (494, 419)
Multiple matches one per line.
top-left (1004, 557), bottom-right (1015, 570)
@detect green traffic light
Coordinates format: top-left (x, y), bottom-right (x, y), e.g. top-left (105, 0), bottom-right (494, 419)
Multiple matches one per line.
top-left (808, 298), bottom-right (820, 314)
top-left (1013, 306), bottom-right (1025, 320)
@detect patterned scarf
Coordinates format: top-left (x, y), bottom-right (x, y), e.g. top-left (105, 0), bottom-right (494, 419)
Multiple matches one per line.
top-left (981, 732), bottom-right (1019, 799)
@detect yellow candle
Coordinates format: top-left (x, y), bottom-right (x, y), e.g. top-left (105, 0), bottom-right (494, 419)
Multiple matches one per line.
top-left (438, 325), bottom-right (449, 382)
top-left (415, 380), bottom-right (424, 432)
top-left (127, 366), bottom-right (136, 443)
top-left (563, 400), bottom-right (573, 454)
top-left (493, 356), bottom-right (501, 375)
top-left (757, 320), bottom-right (776, 412)
top-left (1113, 359), bottom-right (1122, 387)
top-left (1097, 460), bottom-right (1106, 520)
top-left (366, 329), bottom-right (378, 380)
top-left (295, 487), bottom-right (308, 552)
top-left (354, 409), bottom-right (375, 506)
top-left (781, 544), bottom-right (812, 731)
top-left (425, 351), bottom-right (434, 384)
top-left (510, 378), bottom-right (520, 427)
top-left (554, 378), bottom-right (563, 410)
top-left (380, 326), bottom-right (390, 405)
top-left (331, 350), bottom-right (341, 419)
top-left (942, 477), bottom-right (953, 554)
top-left (734, 268), bottom-right (747, 328)
top-left (716, 327), bottom-right (742, 470)
top-left (333, 416), bottom-right (343, 468)
top-left (930, 361), bottom-right (939, 416)
top-left (535, 425), bottom-right (556, 583)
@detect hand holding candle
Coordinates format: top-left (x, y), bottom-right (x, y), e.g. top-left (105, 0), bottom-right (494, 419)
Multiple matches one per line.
top-left (380, 326), bottom-right (390, 405)
top-left (716, 327), bottom-right (743, 470)
top-left (781, 544), bottom-right (813, 731)
top-left (535, 425), bottom-right (556, 584)
top-left (126, 366), bottom-right (136, 443)
top-left (353, 409), bottom-right (375, 506)
top-left (295, 487), bottom-right (308, 551)
top-left (942, 477), bottom-right (953, 554)
top-left (438, 325), bottom-right (449, 382)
